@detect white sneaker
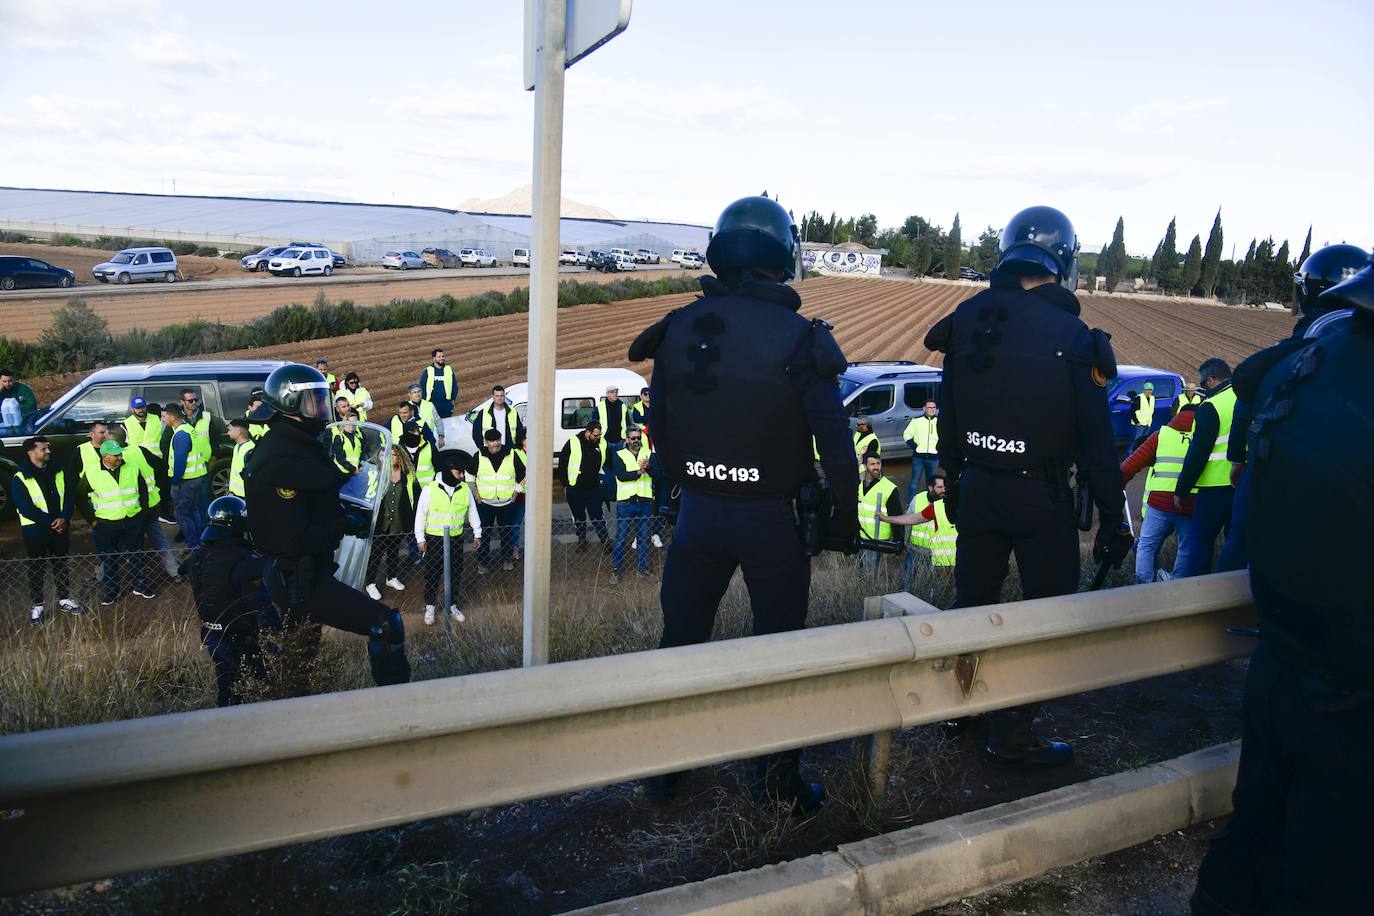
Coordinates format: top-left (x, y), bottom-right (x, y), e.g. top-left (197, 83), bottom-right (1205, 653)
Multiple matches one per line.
top-left (1155, 569), bottom-right (1174, 582)
top-left (423, 605), bottom-right (436, 626)
top-left (29, 604), bottom-right (45, 625)
top-left (449, 606), bottom-right (466, 623)
top-left (652, 534), bottom-right (664, 548)
top-left (385, 577), bottom-right (406, 591)
top-left (631, 539), bottom-right (638, 549)
top-left (58, 597), bottom-right (82, 613)
top-left (366, 583), bottom-right (382, 600)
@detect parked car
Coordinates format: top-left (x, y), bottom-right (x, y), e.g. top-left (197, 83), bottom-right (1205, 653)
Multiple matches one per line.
top-left (457, 367), bottom-right (648, 459)
top-left (268, 246), bottom-right (335, 277)
top-left (241, 246), bottom-right (288, 272)
top-left (0, 256), bottom-right (75, 291)
top-left (670, 249), bottom-right (688, 264)
top-left (634, 248), bottom-right (661, 264)
top-left (331, 251), bottom-right (346, 268)
top-left (680, 252), bottom-right (704, 269)
top-left (381, 250), bottom-right (427, 270)
top-left (91, 247), bottom-right (179, 284)
top-left (559, 250), bottom-right (580, 265)
top-left (0, 359), bottom-right (290, 514)
top-left (609, 247), bottom-right (633, 263)
top-left (839, 361), bottom-right (944, 455)
top-left (421, 247), bottom-right (461, 269)
top-left (458, 248), bottom-right (496, 268)
top-left (1107, 365), bottom-right (1187, 450)
top-left (513, 248), bottom-right (531, 267)
top-left (585, 250), bottom-right (617, 272)
top-left (958, 267), bottom-right (988, 281)
top-left (614, 252), bottom-right (638, 271)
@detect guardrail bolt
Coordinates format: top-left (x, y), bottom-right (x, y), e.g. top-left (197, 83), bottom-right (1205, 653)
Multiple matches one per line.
top-left (989, 613), bottom-right (1003, 626)
top-left (919, 622), bottom-right (934, 636)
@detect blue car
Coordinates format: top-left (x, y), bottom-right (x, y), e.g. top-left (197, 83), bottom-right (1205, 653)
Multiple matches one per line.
top-left (1107, 364), bottom-right (1187, 450)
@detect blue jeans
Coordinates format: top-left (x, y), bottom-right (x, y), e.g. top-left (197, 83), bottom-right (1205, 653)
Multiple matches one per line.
top-left (512, 499), bottom-right (526, 549)
top-left (1217, 463), bottom-right (1252, 572)
top-left (1184, 486), bottom-right (1233, 577)
top-left (1134, 505), bottom-right (1193, 583)
top-left (93, 516), bottom-right (146, 602)
top-left (908, 454), bottom-right (939, 500)
top-left (172, 476), bottom-right (210, 550)
top-left (143, 511), bottom-right (179, 577)
top-left (613, 499), bottom-right (653, 573)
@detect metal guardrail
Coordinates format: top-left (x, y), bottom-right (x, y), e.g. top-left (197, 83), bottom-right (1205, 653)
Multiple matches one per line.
top-left (0, 571), bottom-right (1255, 894)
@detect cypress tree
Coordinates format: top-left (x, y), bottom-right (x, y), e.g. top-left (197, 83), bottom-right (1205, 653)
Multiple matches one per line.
top-left (1153, 218), bottom-right (1179, 292)
top-left (1297, 226), bottom-right (1312, 269)
top-left (1104, 217), bottom-right (1128, 292)
top-left (1271, 239), bottom-right (1292, 303)
top-left (1180, 235), bottom-right (1203, 295)
top-left (944, 213), bottom-right (962, 279)
top-left (913, 232), bottom-right (933, 276)
top-left (1199, 210), bottom-right (1224, 297)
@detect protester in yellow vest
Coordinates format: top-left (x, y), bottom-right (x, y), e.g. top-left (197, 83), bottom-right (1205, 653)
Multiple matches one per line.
top-left (609, 427), bottom-right (656, 584)
top-left (390, 401), bottom-right (436, 449)
top-left (64, 421), bottom-right (109, 525)
top-left (330, 418), bottom-right (364, 475)
top-left (87, 440), bottom-right (155, 605)
top-left (1128, 381), bottom-right (1157, 452)
top-left (227, 419), bottom-right (255, 498)
top-left (902, 399), bottom-right (940, 499)
top-left (473, 429), bottom-right (526, 573)
top-left (1172, 359), bottom-right (1236, 577)
top-left (245, 390), bottom-right (270, 440)
top-left (1120, 405), bottom-right (1198, 583)
top-left (338, 372), bottom-right (373, 422)
top-left (123, 396), bottom-right (163, 456)
top-left (558, 420), bottom-right (611, 551)
top-left (118, 427), bottom-right (179, 580)
top-left (882, 471), bottom-right (958, 591)
top-left (315, 359), bottom-right (336, 392)
top-left (1173, 385), bottom-right (1203, 417)
top-left (856, 454), bottom-right (903, 575)
top-left (419, 349), bottom-right (457, 419)
top-left (414, 450), bottom-right (481, 626)
top-left (853, 416), bottom-right (880, 474)
top-left (162, 403), bottom-right (211, 551)
top-left (11, 435), bottom-right (79, 623)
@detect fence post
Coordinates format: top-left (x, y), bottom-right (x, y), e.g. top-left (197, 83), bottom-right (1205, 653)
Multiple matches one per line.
top-left (442, 525), bottom-right (453, 649)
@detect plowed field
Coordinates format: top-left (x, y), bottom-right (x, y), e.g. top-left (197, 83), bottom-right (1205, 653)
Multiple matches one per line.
top-left (25, 277), bottom-right (1296, 412)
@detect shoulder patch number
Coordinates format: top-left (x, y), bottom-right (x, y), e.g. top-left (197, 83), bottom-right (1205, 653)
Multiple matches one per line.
top-left (966, 431), bottom-right (1026, 454)
top-left (685, 460), bottom-right (759, 483)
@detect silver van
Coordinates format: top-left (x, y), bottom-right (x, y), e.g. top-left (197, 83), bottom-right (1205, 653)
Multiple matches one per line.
top-left (839, 361), bottom-right (944, 454)
top-left (91, 247), bottom-right (180, 284)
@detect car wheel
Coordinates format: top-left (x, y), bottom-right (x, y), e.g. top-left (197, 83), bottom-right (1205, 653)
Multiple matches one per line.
top-left (117, 272), bottom-right (131, 285)
top-left (257, 261), bottom-right (269, 272)
top-left (0, 277), bottom-right (14, 291)
top-left (165, 271), bottom-right (178, 283)
top-left (292, 267), bottom-right (302, 278)
top-left (59, 275), bottom-right (74, 288)
top-left (210, 464), bottom-right (231, 500)
top-left (324, 265), bottom-right (333, 277)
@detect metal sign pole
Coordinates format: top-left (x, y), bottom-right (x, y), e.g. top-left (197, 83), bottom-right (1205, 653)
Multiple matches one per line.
top-left (443, 524), bottom-right (454, 648)
top-left (522, 0), bottom-right (567, 667)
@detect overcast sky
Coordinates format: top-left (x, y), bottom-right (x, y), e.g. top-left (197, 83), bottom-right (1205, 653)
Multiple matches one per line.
top-left (1, 0), bottom-right (1369, 255)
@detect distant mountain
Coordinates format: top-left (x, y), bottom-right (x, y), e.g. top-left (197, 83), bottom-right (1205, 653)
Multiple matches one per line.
top-left (459, 184), bottom-right (616, 220)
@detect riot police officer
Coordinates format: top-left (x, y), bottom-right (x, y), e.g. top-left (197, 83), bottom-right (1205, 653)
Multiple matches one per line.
top-left (628, 195), bottom-right (858, 810)
top-left (1192, 250), bottom-right (1374, 914)
top-left (925, 205), bottom-right (1129, 767)
top-left (244, 363), bottom-right (410, 689)
top-left (188, 495), bottom-right (274, 706)
top-left (1218, 243), bottom-right (1367, 572)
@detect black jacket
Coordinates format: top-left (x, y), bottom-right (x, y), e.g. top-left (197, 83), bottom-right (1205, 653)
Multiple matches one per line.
top-left (243, 417), bottom-right (350, 560)
top-left (1176, 379), bottom-right (1233, 494)
top-left (558, 432), bottom-right (608, 490)
top-left (10, 458), bottom-right (70, 534)
top-left (189, 538), bottom-right (267, 635)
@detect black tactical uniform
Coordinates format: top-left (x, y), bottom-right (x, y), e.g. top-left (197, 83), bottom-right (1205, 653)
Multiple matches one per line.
top-left (629, 196), bottom-right (858, 808)
top-left (925, 205), bottom-right (1126, 767)
top-left (1193, 252), bottom-right (1374, 915)
top-left (245, 367), bottom-right (410, 689)
top-left (189, 503), bottom-right (274, 707)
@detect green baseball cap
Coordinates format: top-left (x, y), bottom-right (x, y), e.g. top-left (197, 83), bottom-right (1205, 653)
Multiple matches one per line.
top-left (99, 440), bottom-right (124, 456)
top-left (1143, 381), bottom-right (1154, 390)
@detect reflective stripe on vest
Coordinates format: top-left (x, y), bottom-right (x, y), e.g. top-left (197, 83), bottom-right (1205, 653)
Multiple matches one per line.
top-left (858, 476), bottom-right (897, 541)
top-left (17, 469), bottom-right (65, 526)
top-left (340, 387), bottom-right (370, 422)
top-left (1134, 393), bottom-right (1155, 427)
top-left (332, 428), bottom-right (361, 471)
top-left (478, 404), bottom-right (519, 441)
top-left (615, 447), bottom-right (654, 501)
top-left (125, 447), bottom-right (161, 510)
top-left (1144, 426), bottom-right (1192, 496)
top-left (412, 444), bottom-right (435, 486)
top-left (423, 365), bottom-right (454, 402)
top-left (903, 415), bottom-right (939, 454)
top-left (89, 462), bottom-right (141, 520)
top-left (78, 441), bottom-right (101, 481)
top-left (1196, 387), bottom-right (1237, 487)
top-left (125, 413), bottom-right (164, 456)
top-left (173, 427), bottom-right (208, 480)
top-left (424, 481), bottom-right (470, 536)
top-left (598, 399), bottom-right (628, 437)
top-left (476, 451), bottom-right (517, 502)
top-left (229, 439), bottom-right (254, 498)
top-left (908, 492), bottom-right (932, 548)
top-left (928, 498), bottom-right (957, 567)
top-left (567, 434), bottom-right (606, 487)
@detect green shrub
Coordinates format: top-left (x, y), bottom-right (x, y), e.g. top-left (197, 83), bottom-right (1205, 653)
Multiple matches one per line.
top-left (220, 250), bottom-right (244, 260)
top-left (0, 230), bottom-right (29, 244)
top-left (38, 298), bottom-right (114, 372)
top-left (49, 234), bottom-right (84, 247)
top-left (193, 245), bottom-right (220, 258)
top-left (167, 241), bottom-right (199, 256)
top-left (0, 335), bottom-right (51, 376)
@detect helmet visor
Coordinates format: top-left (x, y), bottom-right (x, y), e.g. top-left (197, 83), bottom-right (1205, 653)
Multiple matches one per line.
top-left (285, 379), bottom-right (334, 421)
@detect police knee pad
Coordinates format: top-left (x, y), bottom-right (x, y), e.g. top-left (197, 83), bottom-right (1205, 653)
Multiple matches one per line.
top-left (368, 608), bottom-right (406, 654)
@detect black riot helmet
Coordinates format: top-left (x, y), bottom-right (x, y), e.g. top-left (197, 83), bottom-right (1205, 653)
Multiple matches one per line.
top-left (1294, 244), bottom-right (1367, 314)
top-left (261, 363), bottom-right (334, 433)
top-left (998, 206), bottom-right (1080, 291)
top-left (1316, 248), bottom-right (1374, 315)
top-left (201, 495), bottom-right (247, 543)
top-left (705, 196), bottom-right (800, 283)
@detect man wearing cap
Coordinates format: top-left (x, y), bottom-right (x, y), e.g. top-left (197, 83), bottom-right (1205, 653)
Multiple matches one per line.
top-left (630, 387), bottom-right (651, 432)
top-left (163, 403), bottom-right (211, 552)
top-left (598, 386), bottom-right (629, 449)
top-left (89, 439), bottom-right (156, 606)
top-left (245, 391), bottom-right (270, 441)
top-left (125, 397), bottom-right (173, 519)
top-left (1129, 381), bottom-right (1157, 452)
top-left (853, 416), bottom-right (880, 474)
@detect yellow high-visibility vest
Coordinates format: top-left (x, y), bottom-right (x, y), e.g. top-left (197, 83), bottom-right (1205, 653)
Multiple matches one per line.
top-left (853, 431), bottom-right (880, 471)
top-left (17, 469), bottom-right (65, 527)
top-left (229, 439), bottom-right (255, 498)
top-left (858, 476), bottom-right (897, 541)
top-left (124, 413), bottom-right (164, 457)
top-left (1195, 387), bottom-right (1236, 488)
top-left (89, 461), bottom-right (141, 520)
top-left (615, 447), bottom-right (654, 501)
top-left (77, 440), bottom-right (102, 481)
top-left (331, 427), bottom-right (362, 473)
top-left (1134, 393), bottom-right (1155, 427)
top-left (172, 426), bottom-right (208, 480)
top-left (422, 365), bottom-right (455, 402)
top-left (567, 434), bottom-right (606, 487)
top-left (424, 481), bottom-right (471, 537)
top-left (476, 451), bottom-right (518, 502)
top-left (903, 415), bottom-right (939, 454)
top-left (124, 446), bottom-right (161, 511)
top-left (339, 387), bottom-right (371, 422)
top-left (411, 443), bottom-right (435, 486)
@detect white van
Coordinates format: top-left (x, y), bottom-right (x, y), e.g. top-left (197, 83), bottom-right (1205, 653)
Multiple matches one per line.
top-left (267, 245), bottom-right (335, 277)
top-left (452, 367), bottom-right (648, 459)
top-left (670, 249), bottom-right (687, 264)
top-left (512, 248), bottom-right (530, 267)
top-left (609, 247), bottom-right (633, 262)
top-left (91, 247), bottom-right (179, 284)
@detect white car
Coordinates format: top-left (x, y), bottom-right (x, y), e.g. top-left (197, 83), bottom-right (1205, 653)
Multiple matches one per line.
top-left (670, 249), bottom-right (687, 264)
top-left (268, 246), bottom-right (335, 277)
top-left (634, 248), bottom-right (661, 264)
top-left (680, 252), bottom-right (704, 269)
top-left (513, 248), bottom-right (531, 267)
top-left (614, 253), bottom-right (638, 271)
top-left (459, 247), bottom-right (496, 268)
top-left (559, 250), bottom-right (579, 265)
top-left (381, 250), bottom-right (426, 270)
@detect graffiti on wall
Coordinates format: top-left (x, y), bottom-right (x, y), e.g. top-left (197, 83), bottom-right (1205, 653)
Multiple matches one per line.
top-left (802, 248), bottom-right (882, 277)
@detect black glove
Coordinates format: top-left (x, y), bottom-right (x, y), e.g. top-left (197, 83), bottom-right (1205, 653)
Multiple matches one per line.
top-left (1093, 518), bottom-right (1134, 568)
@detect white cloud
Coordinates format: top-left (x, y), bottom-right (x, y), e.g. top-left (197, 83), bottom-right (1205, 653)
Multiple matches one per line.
top-left (1116, 97), bottom-right (1228, 133)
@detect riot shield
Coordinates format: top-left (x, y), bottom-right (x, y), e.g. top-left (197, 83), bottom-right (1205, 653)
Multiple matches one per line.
top-left (327, 419), bottom-right (393, 590)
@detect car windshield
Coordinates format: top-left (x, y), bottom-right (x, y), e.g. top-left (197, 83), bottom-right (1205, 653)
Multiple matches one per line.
top-left (385, 251), bottom-right (400, 257)
top-left (838, 378), bottom-right (863, 401)
top-left (404, 252), bottom-right (419, 258)
top-left (279, 249), bottom-right (302, 259)
top-left (110, 253), bottom-right (135, 264)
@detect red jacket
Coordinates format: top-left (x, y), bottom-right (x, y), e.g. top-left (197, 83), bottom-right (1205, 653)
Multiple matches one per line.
top-left (1121, 411), bottom-right (1197, 516)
